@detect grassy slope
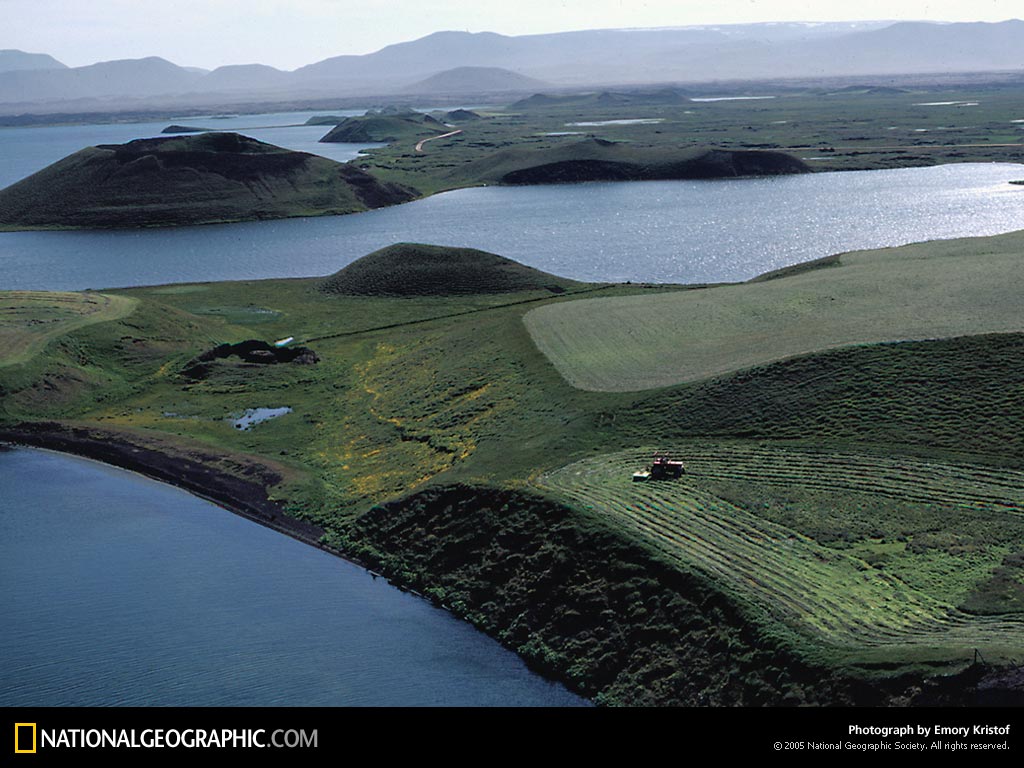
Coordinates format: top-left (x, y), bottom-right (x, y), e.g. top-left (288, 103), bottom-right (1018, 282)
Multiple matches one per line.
top-left (3, 237), bottom-right (1024, 700)
top-left (523, 230), bottom-right (1024, 391)
top-left (615, 333), bottom-right (1024, 466)
top-left (538, 447), bottom-right (1024, 666)
top-left (0, 293), bottom-right (237, 422)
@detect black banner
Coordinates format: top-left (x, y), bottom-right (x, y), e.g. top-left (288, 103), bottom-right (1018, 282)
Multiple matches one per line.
top-left (6, 706), bottom-right (1023, 761)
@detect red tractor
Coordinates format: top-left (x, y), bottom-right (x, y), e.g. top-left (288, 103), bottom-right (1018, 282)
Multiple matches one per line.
top-left (633, 453), bottom-right (685, 482)
top-left (650, 453), bottom-right (685, 479)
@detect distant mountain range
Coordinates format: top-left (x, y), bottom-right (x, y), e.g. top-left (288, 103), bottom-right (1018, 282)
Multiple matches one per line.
top-left (1, 20), bottom-right (1023, 112)
top-left (0, 49), bottom-right (66, 74)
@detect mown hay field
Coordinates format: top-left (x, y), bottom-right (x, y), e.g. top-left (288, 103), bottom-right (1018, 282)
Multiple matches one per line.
top-left (0, 291), bottom-right (137, 368)
top-left (523, 232), bottom-right (1024, 391)
top-left (538, 445), bottom-right (1024, 664)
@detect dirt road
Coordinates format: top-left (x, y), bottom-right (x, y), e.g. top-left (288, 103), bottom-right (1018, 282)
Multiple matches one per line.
top-left (415, 129), bottom-right (463, 152)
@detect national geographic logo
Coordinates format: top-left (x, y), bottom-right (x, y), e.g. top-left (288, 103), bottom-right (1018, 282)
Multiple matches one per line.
top-left (11, 723), bottom-right (316, 752)
top-left (14, 723), bottom-right (36, 754)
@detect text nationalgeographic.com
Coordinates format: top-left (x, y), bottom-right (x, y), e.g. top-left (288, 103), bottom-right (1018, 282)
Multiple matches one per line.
top-left (16, 725), bottom-right (317, 751)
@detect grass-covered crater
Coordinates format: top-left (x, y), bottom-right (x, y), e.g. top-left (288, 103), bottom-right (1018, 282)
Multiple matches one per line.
top-left (318, 243), bottom-right (585, 297)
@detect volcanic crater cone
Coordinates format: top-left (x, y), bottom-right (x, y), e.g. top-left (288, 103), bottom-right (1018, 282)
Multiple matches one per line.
top-left (0, 132), bottom-right (416, 229)
top-left (318, 243), bottom-right (583, 297)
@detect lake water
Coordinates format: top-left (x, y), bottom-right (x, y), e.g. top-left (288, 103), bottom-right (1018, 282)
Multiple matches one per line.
top-left (0, 109), bottom-right (382, 190)
top-left (230, 406), bottom-right (293, 430)
top-left (0, 447), bottom-right (587, 706)
top-left (3, 113), bottom-right (1024, 292)
top-left (3, 158), bottom-right (1024, 290)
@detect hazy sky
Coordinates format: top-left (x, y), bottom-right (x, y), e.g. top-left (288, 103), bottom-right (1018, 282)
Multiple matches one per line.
top-left (4, 1), bottom-right (1021, 70)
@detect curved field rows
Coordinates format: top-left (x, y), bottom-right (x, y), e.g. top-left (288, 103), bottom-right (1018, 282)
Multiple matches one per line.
top-left (537, 446), bottom-right (1024, 658)
top-left (681, 444), bottom-right (1024, 515)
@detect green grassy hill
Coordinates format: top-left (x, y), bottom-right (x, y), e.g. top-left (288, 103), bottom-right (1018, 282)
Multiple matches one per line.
top-left (318, 243), bottom-right (584, 297)
top-left (0, 132), bottom-right (417, 229)
top-left (444, 109), bottom-right (482, 122)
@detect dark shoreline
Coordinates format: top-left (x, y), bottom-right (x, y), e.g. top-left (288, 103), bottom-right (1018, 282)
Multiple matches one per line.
top-left (0, 421), bottom-right (334, 561)
top-left (0, 423), bottom-right (606, 708)
top-left (0, 420), bottom-right (597, 702)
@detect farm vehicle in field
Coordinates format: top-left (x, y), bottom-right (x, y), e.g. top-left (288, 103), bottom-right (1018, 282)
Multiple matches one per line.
top-left (632, 453), bottom-right (685, 482)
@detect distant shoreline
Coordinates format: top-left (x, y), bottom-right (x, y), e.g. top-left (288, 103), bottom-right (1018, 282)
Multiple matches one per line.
top-left (0, 141), bottom-right (810, 232)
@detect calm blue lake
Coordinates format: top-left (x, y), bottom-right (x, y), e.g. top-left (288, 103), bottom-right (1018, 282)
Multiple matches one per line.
top-left (2, 114), bottom-right (1024, 290)
top-left (0, 109), bottom-right (377, 188)
top-left (3, 163), bottom-right (1024, 290)
top-left (0, 447), bottom-right (587, 706)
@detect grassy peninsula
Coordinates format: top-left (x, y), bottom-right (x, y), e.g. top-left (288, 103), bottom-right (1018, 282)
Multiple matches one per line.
top-left (2, 234), bottom-right (1023, 705)
top-left (319, 111), bottom-right (450, 143)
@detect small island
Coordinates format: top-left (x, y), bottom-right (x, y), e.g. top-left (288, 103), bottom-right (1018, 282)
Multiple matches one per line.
top-left (161, 124), bottom-right (208, 134)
